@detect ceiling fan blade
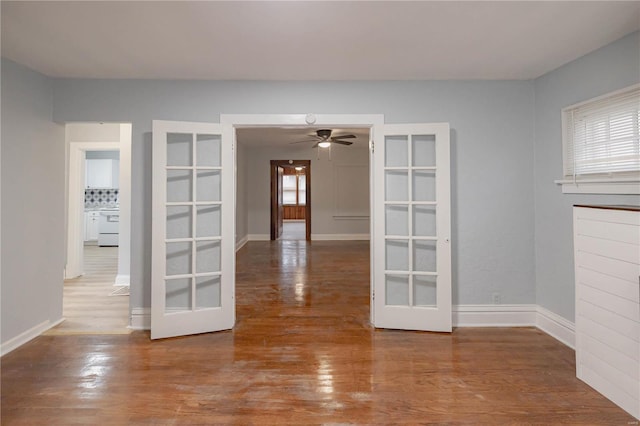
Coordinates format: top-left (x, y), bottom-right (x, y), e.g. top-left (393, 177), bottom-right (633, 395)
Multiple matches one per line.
top-left (332, 140), bottom-right (353, 146)
top-left (311, 142), bottom-right (319, 148)
top-left (331, 134), bottom-right (356, 140)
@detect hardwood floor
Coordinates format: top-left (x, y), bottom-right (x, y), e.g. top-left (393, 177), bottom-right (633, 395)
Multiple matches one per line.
top-left (2, 241), bottom-right (635, 424)
top-left (45, 245), bottom-right (130, 335)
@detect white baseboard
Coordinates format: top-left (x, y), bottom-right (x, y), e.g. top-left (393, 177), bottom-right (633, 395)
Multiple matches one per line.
top-left (129, 308), bottom-right (151, 330)
top-left (114, 274), bottom-right (130, 286)
top-left (453, 304), bottom-right (537, 327)
top-left (248, 234), bottom-right (269, 241)
top-left (121, 304), bottom-right (579, 344)
top-left (536, 306), bottom-right (576, 349)
top-left (1, 318), bottom-right (65, 357)
top-left (311, 234), bottom-right (370, 241)
top-left (235, 235), bottom-right (249, 251)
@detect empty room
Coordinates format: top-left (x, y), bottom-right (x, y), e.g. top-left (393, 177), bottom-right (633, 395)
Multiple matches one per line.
top-left (1, 2), bottom-right (639, 424)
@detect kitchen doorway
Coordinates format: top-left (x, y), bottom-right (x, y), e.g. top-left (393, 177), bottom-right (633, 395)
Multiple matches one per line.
top-left (59, 122), bottom-right (132, 333)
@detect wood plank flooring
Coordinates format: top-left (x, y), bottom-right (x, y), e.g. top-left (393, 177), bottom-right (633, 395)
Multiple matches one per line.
top-left (45, 245), bottom-right (130, 335)
top-left (2, 241), bottom-right (636, 424)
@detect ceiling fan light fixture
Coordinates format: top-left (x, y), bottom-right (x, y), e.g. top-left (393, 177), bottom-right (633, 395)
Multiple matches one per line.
top-left (318, 141), bottom-right (331, 148)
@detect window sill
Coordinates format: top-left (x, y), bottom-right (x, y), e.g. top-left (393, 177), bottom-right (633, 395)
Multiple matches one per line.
top-left (555, 177), bottom-right (640, 194)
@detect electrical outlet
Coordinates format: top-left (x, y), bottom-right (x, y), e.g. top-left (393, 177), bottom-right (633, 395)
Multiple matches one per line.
top-left (492, 292), bottom-right (501, 305)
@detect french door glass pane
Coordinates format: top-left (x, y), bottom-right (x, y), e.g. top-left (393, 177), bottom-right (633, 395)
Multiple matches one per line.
top-left (385, 171), bottom-right (408, 202)
top-left (412, 134), bottom-right (436, 167)
top-left (386, 274), bottom-right (409, 306)
top-left (412, 171), bottom-right (435, 201)
top-left (196, 170), bottom-right (221, 202)
top-left (386, 239), bottom-right (409, 271)
top-left (167, 133), bottom-right (192, 167)
top-left (385, 135), bottom-right (408, 167)
top-left (413, 240), bottom-right (437, 272)
top-left (385, 205), bottom-right (408, 236)
top-left (413, 205), bottom-right (436, 237)
top-left (196, 241), bottom-right (221, 274)
top-left (165, 278), bottom-right (192, 313)
top-left (196, 277), bottom-right (221, 309)
top-left (167, 170), bottom-right (192, 202)
top-left (166, 206), bottom-right (192, 239)
top-left (414, 276), bottom-right (437, 307)
top-left (196, 205), bottom-right (221, 238)
top-left (166, 241), bottom-right (192, 276)
top-left (196, 134), bottom-right (221, 167)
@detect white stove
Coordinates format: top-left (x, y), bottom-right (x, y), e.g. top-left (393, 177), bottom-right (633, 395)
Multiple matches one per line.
top-left (98, 210), bottom-right (119, 246)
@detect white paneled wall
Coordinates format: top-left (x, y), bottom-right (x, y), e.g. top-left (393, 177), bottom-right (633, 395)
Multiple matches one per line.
top-left (573, 206), bottom-right (640, 420)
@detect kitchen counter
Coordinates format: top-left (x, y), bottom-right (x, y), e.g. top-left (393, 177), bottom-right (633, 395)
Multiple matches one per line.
top-left (85, 206), bottom-right (119, 212)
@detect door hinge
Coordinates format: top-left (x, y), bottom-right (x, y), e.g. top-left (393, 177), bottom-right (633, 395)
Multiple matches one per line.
top-left (370, 140), bottom-right (374, 153)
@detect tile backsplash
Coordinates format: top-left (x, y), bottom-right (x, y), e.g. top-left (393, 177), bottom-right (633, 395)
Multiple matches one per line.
top-left (85, 188), bottom-right (119, 209)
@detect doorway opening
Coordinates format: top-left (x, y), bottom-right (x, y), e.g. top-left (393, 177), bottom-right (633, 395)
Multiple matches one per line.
top-left (150, 115), bottom-right (451, 339)
top-left (229, 115), bottom-right (380, 326)
top-left (270, 160), bottom-right (311, 241)
top-left (58, 122), bottom-right (132, 334)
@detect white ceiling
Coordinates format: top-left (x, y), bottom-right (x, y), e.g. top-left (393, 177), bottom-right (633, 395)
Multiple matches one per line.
top-left (2, 1), bottom-right (639, 80)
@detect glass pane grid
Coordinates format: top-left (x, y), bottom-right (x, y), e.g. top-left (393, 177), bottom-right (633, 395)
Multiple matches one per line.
top-left (384, 133), bottom-right (440, 309)
top-left (384, 273), bottom-right (440, 307)
top-left (164, 131), bottom-right (224, 315)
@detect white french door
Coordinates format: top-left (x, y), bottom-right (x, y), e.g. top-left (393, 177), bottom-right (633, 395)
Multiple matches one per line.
top-left (373, 123), bottom-right (452, 332)
top-left (151, 120), bottom-right (234, 339)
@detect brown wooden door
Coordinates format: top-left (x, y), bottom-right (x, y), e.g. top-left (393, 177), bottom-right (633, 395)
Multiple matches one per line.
top-left (271, 160), bottom-right (311, 241)
top-left (271, 164), bottom-right (285, 240)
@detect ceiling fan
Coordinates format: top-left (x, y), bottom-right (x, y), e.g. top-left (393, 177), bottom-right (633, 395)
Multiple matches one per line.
top-left (290, 129), bottom-right (356, 148)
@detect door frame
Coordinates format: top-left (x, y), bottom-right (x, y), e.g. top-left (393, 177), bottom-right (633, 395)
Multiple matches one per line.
top-left (270, 159), bottom-right (311, 241)
top-left (65, 124), bottom-right (132, 286)
top-left (222, 114), bottom-right (384, 323)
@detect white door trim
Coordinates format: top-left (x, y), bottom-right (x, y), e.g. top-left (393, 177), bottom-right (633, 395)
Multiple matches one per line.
top-left (65, 127), bottom-right (132, 287)
top-left (221, 113), bottom-right (385, 324)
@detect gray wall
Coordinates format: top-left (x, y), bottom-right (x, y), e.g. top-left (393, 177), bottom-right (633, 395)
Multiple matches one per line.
top-left (51, 79), bottom-right (536, 310)
top-left (1, 59), bottom-right (65, 346)
top-left (243, 143), bottom-right (370, 237)
top-left (533, 32), bottom-right (640, 321)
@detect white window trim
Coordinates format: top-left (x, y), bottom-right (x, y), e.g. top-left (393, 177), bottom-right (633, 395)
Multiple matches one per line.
top-left (554, 176), bottom-right (640, 194)
top-left (556, 83), bottom-right (640, 195)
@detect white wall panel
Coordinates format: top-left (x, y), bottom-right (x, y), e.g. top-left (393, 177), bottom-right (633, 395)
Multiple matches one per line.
top-left (574, 206), bottom-right (640, 420)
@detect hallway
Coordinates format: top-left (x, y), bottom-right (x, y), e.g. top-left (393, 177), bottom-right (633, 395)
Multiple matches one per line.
top-left (46, 246), bottom-right (130, 335)
top-left (1, 241), bottom-right (634, 424)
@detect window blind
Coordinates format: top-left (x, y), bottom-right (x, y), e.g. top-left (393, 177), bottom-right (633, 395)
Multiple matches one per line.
top-left (563, 86), bottom-right (640, 178)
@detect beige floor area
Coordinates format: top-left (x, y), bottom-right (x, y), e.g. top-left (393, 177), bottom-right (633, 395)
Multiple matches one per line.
top-left (280, 220), bottom-right (306, 240)
top-left (45, 245), bottom-right (130, 335)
